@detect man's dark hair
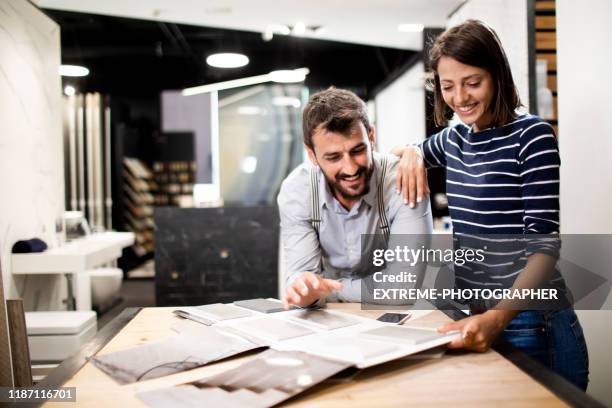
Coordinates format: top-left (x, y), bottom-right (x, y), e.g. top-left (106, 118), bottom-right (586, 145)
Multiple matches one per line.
top-left (302, 87), bottom-right (370, 151)
top-left (427, 19), bottom-right (522, 128)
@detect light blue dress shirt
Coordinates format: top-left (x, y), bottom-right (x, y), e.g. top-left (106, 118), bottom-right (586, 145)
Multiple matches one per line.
top-left (277, 153), bottom-right (433, 302)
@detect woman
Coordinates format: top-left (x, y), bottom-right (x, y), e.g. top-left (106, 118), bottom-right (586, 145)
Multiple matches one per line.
top-left (395, 20), bottom-right (589, 389)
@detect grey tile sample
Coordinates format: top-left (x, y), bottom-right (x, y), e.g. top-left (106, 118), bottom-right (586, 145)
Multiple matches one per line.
top-left (233, 298), bottom-right (286, 314)
top-left (138, 349), bottom-right (351, 408)
top-left (191, 303), bottom-right (252, 320)
top-left (91, 325), bottom-right (263, 384)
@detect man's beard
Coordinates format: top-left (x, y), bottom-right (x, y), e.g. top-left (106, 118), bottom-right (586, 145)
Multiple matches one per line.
top-left (322, 164), bottom-right (374, 200)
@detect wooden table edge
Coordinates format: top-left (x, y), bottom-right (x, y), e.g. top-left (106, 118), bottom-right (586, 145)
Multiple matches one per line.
top-left (37, 306), bottom-right (605, 408)
top-left (437, 308), bottom-right (605, 408)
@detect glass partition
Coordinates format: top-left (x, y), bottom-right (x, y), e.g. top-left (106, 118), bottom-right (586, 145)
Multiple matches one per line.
top-left (218, 84), bottom-right (305, 205)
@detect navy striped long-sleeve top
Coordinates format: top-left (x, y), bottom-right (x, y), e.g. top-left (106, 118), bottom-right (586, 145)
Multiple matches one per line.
top-left (420, 113), bottom-right (562, 291)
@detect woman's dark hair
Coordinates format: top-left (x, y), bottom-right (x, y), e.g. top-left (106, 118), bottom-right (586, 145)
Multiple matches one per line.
top-left (428, 19), bottom-right (522, 127)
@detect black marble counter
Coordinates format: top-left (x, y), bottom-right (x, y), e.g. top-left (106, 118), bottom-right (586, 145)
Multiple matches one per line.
top-left (154, 206), bottom-right (279, 306)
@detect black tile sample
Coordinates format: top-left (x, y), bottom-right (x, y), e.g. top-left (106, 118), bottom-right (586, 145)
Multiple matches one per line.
top-left (155, 206), bottom-right (279, 306)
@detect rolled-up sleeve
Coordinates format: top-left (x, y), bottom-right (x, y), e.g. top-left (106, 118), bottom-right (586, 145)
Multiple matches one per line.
top-left (277, 168), bottom-right (321, 288)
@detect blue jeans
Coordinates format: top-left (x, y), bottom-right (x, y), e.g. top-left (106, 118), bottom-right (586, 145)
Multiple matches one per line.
top-left (501, 309), bottom-right (589, 390)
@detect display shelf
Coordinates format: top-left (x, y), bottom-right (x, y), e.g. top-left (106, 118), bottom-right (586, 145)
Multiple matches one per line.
top-left (152, 161), bottom-right (196, 207)
top-left (122, 157), bottom-right (155, 257)
top-left (533, 0), bottom-right (559, 128)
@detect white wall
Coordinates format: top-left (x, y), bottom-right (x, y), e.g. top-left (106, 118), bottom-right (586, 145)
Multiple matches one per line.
top-left (447, 0), bottom-right (531, 110)
top-left (374, 62), bottom-right (426, 152)
top-left (0, 0), bottom-right (65, 309)
top-left (557, 2), bottom-right (612, 235)
top-left (557, 0), bottom-right (612, 405)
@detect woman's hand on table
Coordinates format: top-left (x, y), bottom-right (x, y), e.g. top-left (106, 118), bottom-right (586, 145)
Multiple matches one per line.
top-left (437, 309), bottom-right (518, 352)
top-left (282, 272), bottom-right (343, 310)
top-left (392, 146), bottom-right (430, 208)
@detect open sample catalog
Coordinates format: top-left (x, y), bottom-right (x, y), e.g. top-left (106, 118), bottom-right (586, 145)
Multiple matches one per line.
top-left (92, 298), bottom-right (458, 405)
top-left (126, 300), bottom-right (460, 407)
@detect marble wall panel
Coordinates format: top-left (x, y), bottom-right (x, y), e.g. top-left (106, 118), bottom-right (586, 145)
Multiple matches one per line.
top-left (0, 0), bottom-right (65, 309)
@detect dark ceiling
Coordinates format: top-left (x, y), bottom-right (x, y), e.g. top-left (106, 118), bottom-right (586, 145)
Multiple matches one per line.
top-left (45, 10), bottom-right (419, 99)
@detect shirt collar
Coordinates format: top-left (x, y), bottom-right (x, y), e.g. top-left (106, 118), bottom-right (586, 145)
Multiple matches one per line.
top-left (316, 152), bottom-right (381, 210)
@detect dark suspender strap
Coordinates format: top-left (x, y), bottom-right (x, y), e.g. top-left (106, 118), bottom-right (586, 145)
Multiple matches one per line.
top-left (377, 156), bottom-right (390, 244)
top-left (311, 159), bottom-right (388, 241)
top-left (309, 166), bottom-right (321, 235)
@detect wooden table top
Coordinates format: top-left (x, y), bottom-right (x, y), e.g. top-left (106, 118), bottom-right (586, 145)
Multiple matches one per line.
top-left (43, 304), bottom-right (573, 407)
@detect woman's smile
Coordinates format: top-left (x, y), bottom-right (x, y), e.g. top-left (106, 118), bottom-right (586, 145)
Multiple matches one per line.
top-left (438, 56), bottom-right (494, 131)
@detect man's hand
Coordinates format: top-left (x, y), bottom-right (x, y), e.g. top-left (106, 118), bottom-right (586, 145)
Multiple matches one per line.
top-left (282, 272), bottom-right (343, 309)
top-left (437, 310), bottom-right (517, 352)
top-left (393, 146), bottom-right (429, 208)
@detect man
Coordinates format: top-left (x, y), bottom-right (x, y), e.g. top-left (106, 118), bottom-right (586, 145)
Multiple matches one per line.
top-left (278, 87), bottom-right (433, 308)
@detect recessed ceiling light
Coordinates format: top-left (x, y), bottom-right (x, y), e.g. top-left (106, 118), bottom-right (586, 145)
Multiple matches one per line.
top-left (64, 85), bottom-right (76, 96)
top-left (397, 23), bottom-right (424, 32)
top-left (206, 53), bottom-right (249, 68)
top-left (292, 22), bottom-right (306, 35)
top-left (269, 68), bottom-right (309, 83)
top-left (59, 65), bottom-right (89, 77)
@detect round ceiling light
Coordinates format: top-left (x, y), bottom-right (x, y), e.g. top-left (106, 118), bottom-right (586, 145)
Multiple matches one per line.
top-left (64, 85), bottom-right (76, 96)
top-left (269, 68), bottom-right (309, 83)
top-left (206, 53), bottom-right (249, 68)
top-left (59, 64), bottom-right (89, 77)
